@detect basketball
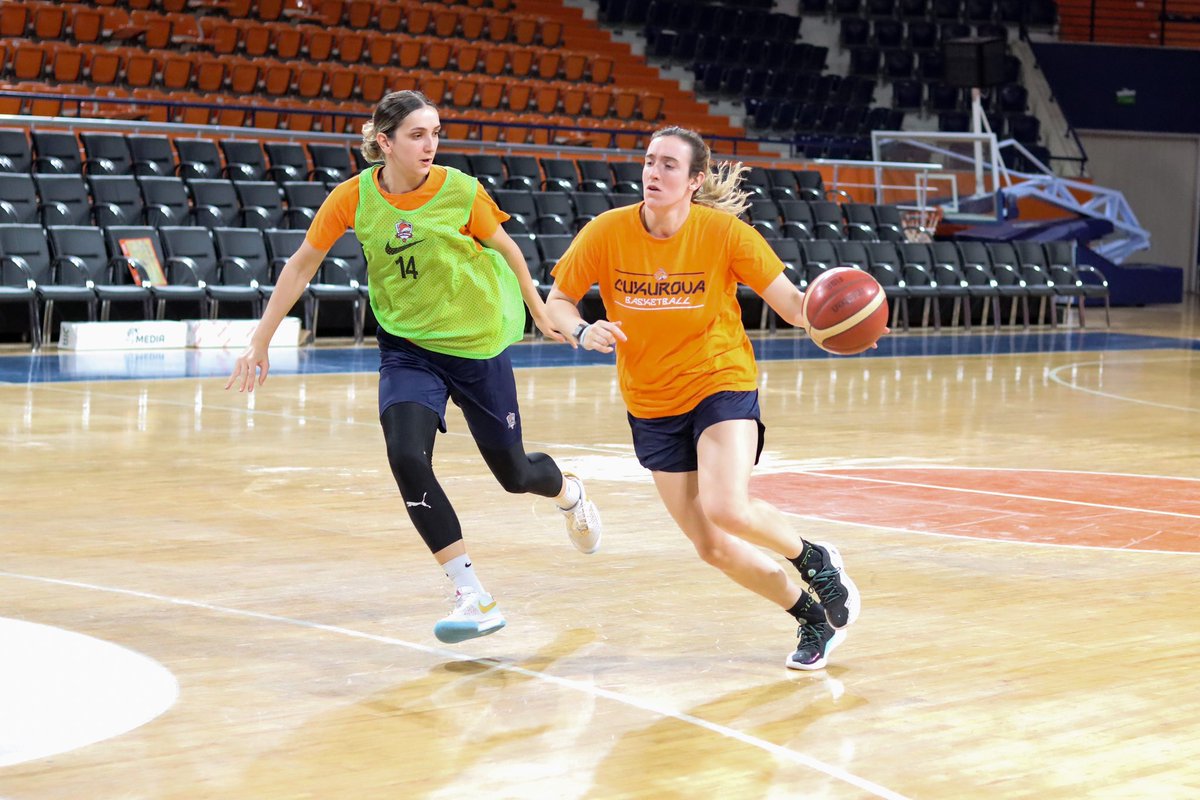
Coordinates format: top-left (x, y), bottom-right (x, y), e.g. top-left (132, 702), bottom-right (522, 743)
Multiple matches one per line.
top-left (802, 268), bottom-right (889, 355)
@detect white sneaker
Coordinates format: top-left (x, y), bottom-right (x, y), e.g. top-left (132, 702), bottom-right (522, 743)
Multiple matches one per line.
top-left (433, 588), bottom-right (506, 644)
top-left (559, 472), bottom-right (602, 554)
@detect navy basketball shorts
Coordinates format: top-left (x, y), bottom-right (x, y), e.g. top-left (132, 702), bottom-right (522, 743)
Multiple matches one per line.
top-left (627, 390), bottom-right (766, 473)
top-left (377, 329), bottom-right (523, 450)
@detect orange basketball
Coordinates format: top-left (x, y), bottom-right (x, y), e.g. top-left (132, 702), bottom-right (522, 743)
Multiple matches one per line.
top-left (802, 268), bottom-right (889, 355)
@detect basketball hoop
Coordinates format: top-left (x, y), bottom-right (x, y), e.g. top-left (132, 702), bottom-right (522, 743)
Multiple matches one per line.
top-left (900, 206), bottom-right (943, 243)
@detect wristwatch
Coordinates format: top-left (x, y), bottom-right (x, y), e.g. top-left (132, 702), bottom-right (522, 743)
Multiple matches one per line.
top-left (573, 322), bottom-right (590, 342)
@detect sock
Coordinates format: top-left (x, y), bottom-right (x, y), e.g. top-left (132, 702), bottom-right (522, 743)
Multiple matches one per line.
top-left (787, 593), bottom-right (827, 625)
top-left (555, 474), bottom-right (582, 510)
top-left (442, 554), bottom-right (486, 596)
top-left (788, 540), bottom-right (824, 577)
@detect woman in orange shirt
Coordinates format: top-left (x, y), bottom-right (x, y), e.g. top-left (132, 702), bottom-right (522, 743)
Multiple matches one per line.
top-left (226, 91), bottom-right (601, 644)
top-left (547, 127), bottom-right (863, 670)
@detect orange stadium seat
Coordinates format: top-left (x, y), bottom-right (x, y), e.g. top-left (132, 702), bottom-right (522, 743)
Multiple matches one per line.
top-left (0, 4), bottom-right (27, 37)
top-left (512, 17), bottom-right (537, 46)
top-left (214, 97), bottom-right (249, 128)
top-left (193, 56), bottom-right (226, 94)
top-left (86, 47), bottom-right (124, 86)
top-left (259, 61), bottom-right (294, 96)
top-left (418, 75), bottom-right (448, 104)
top-left (441, 116), bottom-right (470, 141)
top-left (130, 10), bottom-right (171, 49)
top-left (70, 6), bottom-right (105, 44)
top-left (257, 0), bottom-right (285, 22)
top-left (483, 47), bottom-right (507, 76)
top-left (478, 80), bottom-right (504, 110)
top-left (587, 88), bottom-right (613, 117)
top-left (222, 0), bottom-right (254, 20)
top-left (562, 53), bottom-right (587, 82)
top-left (509, 46), bottom-right (534, 78)
top-left (236, 19), bottom-right (272, 57)
top-left (614, 89), bottom-right (638, 120)
top-left (130, 88), bottom-right (172, 123)
top-left (461, 10), bottom-right (486, 40)
top-left (296, 64), bottom-right (327, 98)
top-left (535, 85), bottom-right (559, 115)
top-left (11, 43), bottom-right (48, 82)
top-left (540, 19), bottom-right (563, 48)
top-left (346, 0), bottom-right (374, 27)
top-left (168, 14), bottom-right (201, 47)
top-left (560, 85), bottom-right (586, 116)
top-left (397, 39), bottom-right (422, 69)
top-left (536, 50), bottom-right (562, 81)
top-left (160, 53), bottom-right (193, 90)
top-left (640, 93), bottom-right (665, 122)
top-left (273, 24), bottom-right (304, 59)
top-left (455, 43), bottom-right (482, 73)
top-left (590, 56), bottom-right (614, 84)
top-left (406, 5), bottom-right (433, 35)
top-left (434, 8), bottom-right (458, 37)
top-left (336, 30), bottom-right (368, 63)
top-left (505, 82), bottom-right (533, 113)
top-left (450, 78), bottom-right (478, 108)
top-left (377, 2), bottom-right (403, 32)
top-left (49, 44), bottom-right (86, 83)
top-left (388, 73), bottom-right (419, 93)
top-left (124, 51), bottom-right (157, 89)
top-left (304, 26), bottom-right (335, 61)
top-left (367, 34), bottom-right (395, 66)
top-left (426, 39), bottom-right (453, 70)
top-left (227, 58), bottom-right (261, 95)
top-left (329, 66), bottom-right (357, 100)
top-left (316, 0), bottom-right (346, 26)
top-left (198, 18), bottom-right (239, 55)
top-left (31, 2), bottom-right (67, 40)
top-left (486, 13), bottom-right (511, 42)
top-left (355, 66), bottom-right (387, 102)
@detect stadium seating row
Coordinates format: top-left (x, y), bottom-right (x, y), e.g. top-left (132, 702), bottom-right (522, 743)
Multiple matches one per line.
top-left (0, 217), bottom-right (1108, 350)
top-left (769, 238), bottom-right (1107, 331)
top-left (0, 1), bottom-right (558, 51)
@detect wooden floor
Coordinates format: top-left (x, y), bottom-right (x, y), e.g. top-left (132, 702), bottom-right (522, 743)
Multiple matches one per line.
top-left (3, 301), bottom-right (1200, 799)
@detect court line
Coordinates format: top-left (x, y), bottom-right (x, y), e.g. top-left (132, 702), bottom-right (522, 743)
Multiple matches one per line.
top-left (781, 510), bottom-right (1200, 556)
top-left (784, 470), bottom-right (1200, 522)
top-left (0, 570), bottom-right (911, 800)
top-left (1047, 355), bottom-right (1200, 413)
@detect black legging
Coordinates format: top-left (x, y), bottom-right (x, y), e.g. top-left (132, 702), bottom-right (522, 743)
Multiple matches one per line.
top-left (381, 402), bottom-right (564, 554)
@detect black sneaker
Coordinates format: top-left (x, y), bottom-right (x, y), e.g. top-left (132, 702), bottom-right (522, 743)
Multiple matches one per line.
top-left (786, 621), bottom-right (846, 671)
top-left (794, 541), bottom-right (860, 629)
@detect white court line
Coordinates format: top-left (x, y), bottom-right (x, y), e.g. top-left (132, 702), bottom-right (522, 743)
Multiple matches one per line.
top-left (0, 571), bottom-right (911, 800)
top-left (1047, 354), bottom-right (1200, 413)
top-left (785, 470), bottom-right (1200, 522)
top-left (781, 511), bottom-right (1200, 556)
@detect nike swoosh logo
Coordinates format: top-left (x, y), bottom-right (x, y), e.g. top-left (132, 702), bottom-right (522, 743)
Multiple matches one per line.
top-left (384, 238), bottom-right (423, 255)
top-left (478, 599), bottom-right (497, 613)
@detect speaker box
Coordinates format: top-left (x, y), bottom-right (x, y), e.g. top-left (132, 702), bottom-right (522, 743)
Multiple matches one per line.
top-left (943, 37), bottom-right (1006, 88)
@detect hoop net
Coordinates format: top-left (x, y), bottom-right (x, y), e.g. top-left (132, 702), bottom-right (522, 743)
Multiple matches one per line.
top-left (900, 206), bottom-right (943, 243)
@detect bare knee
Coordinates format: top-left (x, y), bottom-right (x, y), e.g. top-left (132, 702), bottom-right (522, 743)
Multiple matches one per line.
top-left (692, 537), bottom-right (735, 571)
top-left (701, 498), bottom-right (753, 535)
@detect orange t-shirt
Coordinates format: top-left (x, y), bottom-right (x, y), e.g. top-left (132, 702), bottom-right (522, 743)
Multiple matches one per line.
top-left (552, 202), bottom-right (785, 418)
top-left (304, 165), bottom-right (509, 252)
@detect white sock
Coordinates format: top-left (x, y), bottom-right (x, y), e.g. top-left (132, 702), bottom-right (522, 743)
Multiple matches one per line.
top-left (555, 474), bottom-right (582, 510)
top-left (442, 554), bottom-right (486, 596)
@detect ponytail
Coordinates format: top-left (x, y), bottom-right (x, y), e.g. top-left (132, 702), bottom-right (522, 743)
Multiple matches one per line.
top-left (693, 159), bottom-right (752, 218)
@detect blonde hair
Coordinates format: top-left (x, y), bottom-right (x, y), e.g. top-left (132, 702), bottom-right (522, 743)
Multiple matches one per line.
top-left (650, 126), bottom-right (752, 218)
top-left (360, 90), bottom-right (436, 163)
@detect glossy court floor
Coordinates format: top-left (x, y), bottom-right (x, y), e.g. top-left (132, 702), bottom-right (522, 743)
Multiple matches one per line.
top-left (2, 300), bottom-right (1199, 799)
